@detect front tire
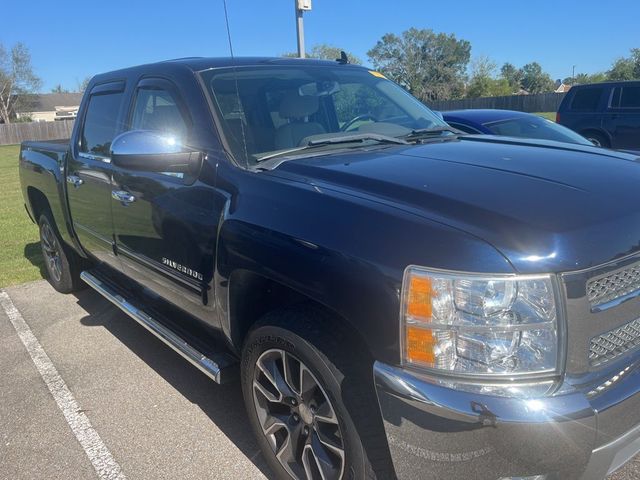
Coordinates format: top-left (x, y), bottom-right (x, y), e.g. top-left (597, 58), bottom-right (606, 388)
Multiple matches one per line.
top-left (241, 306), bottom-right (394, 480)
top-left (38, 213), bottom-right (85, 293)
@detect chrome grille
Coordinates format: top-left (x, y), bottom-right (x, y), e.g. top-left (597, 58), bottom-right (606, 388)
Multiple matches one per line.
top-left (587, 263), bottom-right (640, 308)
top-left (589, 317), bottom-right (640, 366)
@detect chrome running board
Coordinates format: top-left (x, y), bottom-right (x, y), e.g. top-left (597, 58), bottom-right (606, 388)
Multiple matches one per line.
top-left (81, 270), bottom-right (231, 383)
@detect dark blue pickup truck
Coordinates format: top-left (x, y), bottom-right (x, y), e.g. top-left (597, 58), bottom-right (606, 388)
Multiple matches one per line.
top-left (18, 57), bottom-right (640, 480)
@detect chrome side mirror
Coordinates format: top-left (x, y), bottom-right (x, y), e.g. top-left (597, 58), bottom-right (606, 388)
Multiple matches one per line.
top-left (110, 130), bottom-right (202, 173)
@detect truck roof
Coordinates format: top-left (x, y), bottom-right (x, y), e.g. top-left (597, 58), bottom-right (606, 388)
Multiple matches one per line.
top-left (93, 56), bottom-right (358, 80)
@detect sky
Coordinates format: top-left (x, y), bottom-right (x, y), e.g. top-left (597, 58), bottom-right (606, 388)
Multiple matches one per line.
top-left (3, 0), bottom-right (639, 92)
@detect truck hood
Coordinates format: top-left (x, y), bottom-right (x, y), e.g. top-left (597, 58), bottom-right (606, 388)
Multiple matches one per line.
top-left (274, 136), bottom-right (640, 273)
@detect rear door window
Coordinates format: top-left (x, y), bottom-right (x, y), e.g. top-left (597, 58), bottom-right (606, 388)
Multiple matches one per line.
top-left (80, 91), bottom-right (124, 157)
top-left (570, 87), bottom-right (603, 111)
top-left (620, 86), bottom-right (640, 109)
top-left (130, 87), bottom-right (188, 139)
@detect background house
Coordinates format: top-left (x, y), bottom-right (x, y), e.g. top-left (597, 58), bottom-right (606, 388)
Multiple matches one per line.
top-left (14, 93), bottom-right (83, 122)
top-left (554, 82), bottom-right (572, 93)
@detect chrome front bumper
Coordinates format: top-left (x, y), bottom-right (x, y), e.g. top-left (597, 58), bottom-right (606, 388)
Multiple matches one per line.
top-left (374, 361), bottom-right (640, 480)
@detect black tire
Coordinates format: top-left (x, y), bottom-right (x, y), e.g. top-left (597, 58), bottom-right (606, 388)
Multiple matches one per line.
top-left (38, 213), bottom-right (85, 293)
top-left (241, 305), bottom-right (395, 480)
top-left (583, 131), bottom-right (610, 148)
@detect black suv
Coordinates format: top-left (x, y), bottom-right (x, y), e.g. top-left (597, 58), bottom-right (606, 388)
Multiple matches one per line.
top-left (557, 80), bottom-right (640, 150)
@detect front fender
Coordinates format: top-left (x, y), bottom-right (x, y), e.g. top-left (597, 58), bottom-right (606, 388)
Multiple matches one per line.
top-left (213, 164), bottom-right (513, 364)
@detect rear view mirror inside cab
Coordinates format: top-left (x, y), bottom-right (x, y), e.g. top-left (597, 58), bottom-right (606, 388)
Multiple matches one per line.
top-left (298, 80), bottom-right (340, 97)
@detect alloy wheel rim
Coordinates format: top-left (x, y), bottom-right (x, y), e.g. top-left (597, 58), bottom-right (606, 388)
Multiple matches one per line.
top-left (41, 223), bottom-right (62, 282)
top-left (252, 349), bottom-right (345, 480)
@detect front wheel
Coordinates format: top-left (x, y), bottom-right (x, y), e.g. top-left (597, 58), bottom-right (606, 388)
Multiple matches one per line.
top-left (241, 307), bottom-right (394, 480)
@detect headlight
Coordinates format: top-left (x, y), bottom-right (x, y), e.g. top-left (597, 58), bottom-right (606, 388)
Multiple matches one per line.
top-left (401, 266), bottom-right (561, 378)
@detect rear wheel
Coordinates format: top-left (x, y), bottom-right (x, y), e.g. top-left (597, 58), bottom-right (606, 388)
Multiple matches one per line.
top-left (38, 213), bottom-right (85, 293)
top-left (583, 131), bottom-right (610, 148)
top-left (241, 306), bottom-right (394, 480)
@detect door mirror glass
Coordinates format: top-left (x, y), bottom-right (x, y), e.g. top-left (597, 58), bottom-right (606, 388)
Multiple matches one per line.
top-left (110, 130), bottom-right (202, 173)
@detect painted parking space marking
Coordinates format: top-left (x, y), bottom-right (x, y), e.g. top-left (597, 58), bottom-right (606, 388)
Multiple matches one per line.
top-left (0, 290), bottom-right (126, 480)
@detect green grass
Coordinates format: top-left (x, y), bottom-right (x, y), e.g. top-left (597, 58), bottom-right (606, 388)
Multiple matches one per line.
top-left (0, 144), bottom-right (45, 287)
top-left (533, 112), bottom-right (557, 122)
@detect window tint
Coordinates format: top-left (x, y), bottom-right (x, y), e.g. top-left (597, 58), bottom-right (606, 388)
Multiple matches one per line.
top-left (333, 83), bottom-right (404, 127)
top-left (570, 87), bottom-right (603, 111)
top-left (447, 122), bottom-right (481, 134)
top-left (486, 116), bottom-right (592, 145)
top-left (203, 66), bottom-right (446, 165)
top-left (80, 92), bottom-right (124, 157)
top-left (620, 86), bottom-right (640, 109)
top-left (611, 87), bottom-right (622, 108)
top-left (131, 88), bottom-right (188, 139)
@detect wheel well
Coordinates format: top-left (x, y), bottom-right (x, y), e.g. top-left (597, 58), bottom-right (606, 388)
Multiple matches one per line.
top-left (228, 270), bottom-right (371, 358)
top-left (27, 187), bottom-right (51, 222)
top-left (580, 129), bottom-right (610, 146)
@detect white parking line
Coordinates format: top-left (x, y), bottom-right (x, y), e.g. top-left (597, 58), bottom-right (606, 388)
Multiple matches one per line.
top-left (0, 290), bottom-right (127, 480)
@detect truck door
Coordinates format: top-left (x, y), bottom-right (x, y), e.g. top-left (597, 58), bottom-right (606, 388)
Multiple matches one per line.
top-left (607, 85), bottom-right (640, 150)
top-left (111, 78), bottom-right (218, 325)
top-left (66, 81), bottom-right (124, 270)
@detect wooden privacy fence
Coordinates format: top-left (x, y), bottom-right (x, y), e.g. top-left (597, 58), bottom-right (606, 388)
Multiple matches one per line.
top-left (428, 92), bottom-right (566, 113)
top-left (0, 120), bottom-right (75, 145)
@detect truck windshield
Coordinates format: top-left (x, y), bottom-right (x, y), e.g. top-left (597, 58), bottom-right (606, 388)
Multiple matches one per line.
top-left (199, 65), bottom-right (448, 166)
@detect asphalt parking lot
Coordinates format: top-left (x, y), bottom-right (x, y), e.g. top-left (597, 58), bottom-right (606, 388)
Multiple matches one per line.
top-left (1, 279), bottom-right (639, 480)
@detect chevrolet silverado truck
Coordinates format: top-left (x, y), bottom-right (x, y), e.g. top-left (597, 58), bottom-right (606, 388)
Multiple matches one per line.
top-left (18, 57), bottom-right (640, 480)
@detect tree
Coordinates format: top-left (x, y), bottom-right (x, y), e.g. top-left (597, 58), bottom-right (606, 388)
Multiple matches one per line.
top-left (586, 72), bottom-right (608, 84)
top-left (76, 76), bottom-right (92, 93)
top-left (520, 62), bottom-right (555, 93)
top-left (308, 44), bottom-right (362, 65)
top-left (500, 62), bottom-right (523, 92)
top-left (466, 56), bottom-right (512, 98)
top-left (367, 28), bottom-right (471, 102)
top-left (607, 49), bottom-right (640, 81)
top-left (51, 84), bottom-right (69, 93)
top-left (0, 42), bottom-right (42, 124)
top-left (282, 44), bottom-right (362, 65)
top-left (563, 72), bottom-right (608, 85)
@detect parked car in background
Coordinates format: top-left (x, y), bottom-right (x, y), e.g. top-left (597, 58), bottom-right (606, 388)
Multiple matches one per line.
top-left (557, 81), bottom-right (640, 150)
top-left (442, 109), bottom-right (594, 146)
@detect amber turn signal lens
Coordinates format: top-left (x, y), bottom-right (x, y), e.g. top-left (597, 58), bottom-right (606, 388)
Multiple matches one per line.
top-left (405, 325), bottom-right (435, 365)
top-left (407, 275), bottom-right (433, 319)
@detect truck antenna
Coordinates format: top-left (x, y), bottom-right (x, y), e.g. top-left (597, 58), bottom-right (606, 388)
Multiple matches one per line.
top-left (336, 51), bottom-right (349, 64)
top-left (222, 0), bottom-right (249, 168)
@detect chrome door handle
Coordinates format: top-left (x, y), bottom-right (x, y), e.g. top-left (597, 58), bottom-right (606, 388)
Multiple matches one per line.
top-left (66, 175), bottom-right (84, 187)
top-left (111, 190), bottom-right (136, 205)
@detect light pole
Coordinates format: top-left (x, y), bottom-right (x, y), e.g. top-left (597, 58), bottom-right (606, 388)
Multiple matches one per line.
top-left (295, 0), bottom-right (312, 58)
top-left (572, 65), bottom-right (576, 85)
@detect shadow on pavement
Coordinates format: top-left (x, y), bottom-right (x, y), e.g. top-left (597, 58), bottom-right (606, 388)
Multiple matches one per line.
top-left (72, 288), bottom-right (273, 479)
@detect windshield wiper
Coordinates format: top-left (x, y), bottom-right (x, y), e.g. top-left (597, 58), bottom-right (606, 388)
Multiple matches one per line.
top-left (401, 126), bottom-right (463, 140)
top-left (257, 133), bottom-right (408, 162)
top-left (307, 133), bottom-right (409, 146)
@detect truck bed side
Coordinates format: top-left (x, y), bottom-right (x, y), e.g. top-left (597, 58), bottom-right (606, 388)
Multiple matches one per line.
top-left (19, 139), bottom-right (80, 252)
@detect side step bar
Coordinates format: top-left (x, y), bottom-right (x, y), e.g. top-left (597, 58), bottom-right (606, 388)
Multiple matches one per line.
top-left (80, 270), bottom-right (232, 384)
